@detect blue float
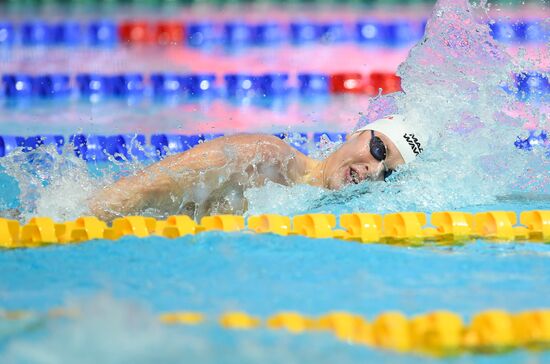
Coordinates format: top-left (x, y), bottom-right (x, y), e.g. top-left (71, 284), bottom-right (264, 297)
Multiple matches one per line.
top-left (1, 74), bottom-right (34, 98)
top-left (224, 22), bottom-right (253, 47)
top-left (298, 73), bottom-right (329, 95)
top-left (225, 74), bottom-right (260, 99)
top-left (32, 74), bottom-right (71, 98)
top-left (386, 20), bottom-right (423, 46)
top-left (110, 74), bottom-right (145, 97)
top-left (53, 21), bottom-right (82, 46)
top-left (516, 72), bottom-right (549, 101)
top-left (517, 20), bottom-right (548, 43)
top-left (515, 130), bottom-right (548, 151)
top-left (0, 136), bottom-right (25, 157)
top-left (180, 135), bottom-right (204, 150)
top-left (69, 134), bottom-right (109, 161)
top-left (274, 132), bottom-right (309, 155)
top-left (313, 132), bottom-right (347, 144)
top-left (76, 74), bottom-right (111, 96)
top-left (151, 73), bottom-right (185, 97)
top-left (200, 134), bottom-right (224, 142)
top-left (186, 74), bottom-right (217, 98)
top-left (490, 21), bottom-right (521, 43)
top-left (356, 20), bottom-right (388, 45)
top-left (0, 23), bottom-right (14, 46)
top-left (320, 22), bottom-right (348, 43)
top-left (290, 21), bottom-right (321, 44)
top-left (21, 21), bottom-right (53, 46)
top-left (23, 135), bottom-right (64, 154)
top-left (259, 73), bottom-right (290, 97)
top-left (127, 135), bottom-right (148, 161)
top-left (89, 20), bottom-right (118, 47)
top-left (151, 134), bottom-right (202, 158)
top-left (104, 134), bottom-right (147, 161)
top-left (187, 22), bottom-right (217, 48)
top-left (253, 22), bottom-right (284, 45)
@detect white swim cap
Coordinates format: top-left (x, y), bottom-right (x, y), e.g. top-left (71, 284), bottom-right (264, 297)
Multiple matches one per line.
top-left (355, 114), bottom-right (425, 163)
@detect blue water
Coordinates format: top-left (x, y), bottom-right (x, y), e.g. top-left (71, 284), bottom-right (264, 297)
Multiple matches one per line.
top-left (1, 1), bottom-right (549, 361)
top-left (2, 232), bottom-right (550, 314)
top-left (1, 229), bottom-right (550, 363)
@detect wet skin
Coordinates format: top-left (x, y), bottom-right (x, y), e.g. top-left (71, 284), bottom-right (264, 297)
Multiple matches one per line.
top-left (321, 129), bottom-right (405, 189)
top-left (89, 131), bottom-right (405, 222)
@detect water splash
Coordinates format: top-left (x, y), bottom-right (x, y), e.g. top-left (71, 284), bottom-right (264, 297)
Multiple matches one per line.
top-left (0, 294), bottom-right (372, 364)
top-left (0, 144), bottom-right (112, 222)
top-left (247, 0), bottom-right (549, 216)
top-left (0, 0), bottom-right (548, 222)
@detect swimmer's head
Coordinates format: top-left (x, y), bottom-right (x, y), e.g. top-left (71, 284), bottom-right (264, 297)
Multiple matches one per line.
top-left (321, 114), bottom-right (426, 189)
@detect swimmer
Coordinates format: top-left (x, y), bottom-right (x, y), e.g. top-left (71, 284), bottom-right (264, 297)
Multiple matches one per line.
top-left (89, 115), bottom-right (425, 222)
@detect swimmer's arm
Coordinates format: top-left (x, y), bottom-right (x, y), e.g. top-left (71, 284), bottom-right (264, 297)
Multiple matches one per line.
top-left (88, 134), bottom-right (304, 222)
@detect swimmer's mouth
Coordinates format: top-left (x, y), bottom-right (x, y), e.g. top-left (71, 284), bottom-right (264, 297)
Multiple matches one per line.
top-left (348, 167), bottom-right (361, 185)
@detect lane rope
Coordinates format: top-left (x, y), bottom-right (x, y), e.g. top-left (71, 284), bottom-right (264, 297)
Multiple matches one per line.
top-left (2, 307), bottom-right (549, 356)
top-left (1, 210), bottom-right (548, 248)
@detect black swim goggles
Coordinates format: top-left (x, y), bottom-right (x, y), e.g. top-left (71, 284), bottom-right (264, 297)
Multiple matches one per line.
top-left (369, 130), bottom-right (393, 180)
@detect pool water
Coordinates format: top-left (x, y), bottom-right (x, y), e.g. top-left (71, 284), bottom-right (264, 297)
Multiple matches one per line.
top-left (1, 225), bottom-right (550, 363)
top-left (1, 0), bottom-right (549, 362)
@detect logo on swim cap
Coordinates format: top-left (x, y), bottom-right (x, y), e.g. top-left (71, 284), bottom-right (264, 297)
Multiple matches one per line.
top-left (403, 133), bottom-right (423, 156)
top-left (355, 114), bottom-right (426, 163)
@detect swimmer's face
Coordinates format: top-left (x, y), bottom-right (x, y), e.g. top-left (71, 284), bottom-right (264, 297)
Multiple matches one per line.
top-left (322, 130), bottom-right (406, 190)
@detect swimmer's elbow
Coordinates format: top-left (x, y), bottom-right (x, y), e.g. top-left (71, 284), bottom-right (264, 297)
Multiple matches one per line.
top-left (88, 174), bottom-right (178, 222)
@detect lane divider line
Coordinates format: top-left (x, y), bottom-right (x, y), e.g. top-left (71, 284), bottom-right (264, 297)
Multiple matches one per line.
top-left (2, 307), bottom-right (549, 356)
top-left (1, 210), bottom-right (548, 248)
